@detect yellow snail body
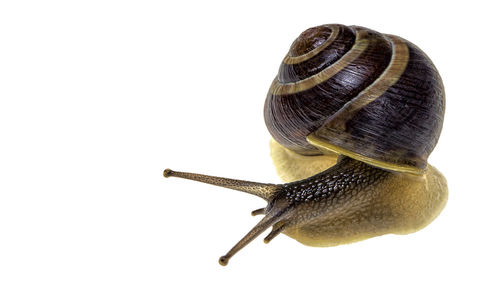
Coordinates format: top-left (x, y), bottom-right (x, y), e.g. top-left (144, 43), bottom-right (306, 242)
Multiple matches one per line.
top-left (164, 24), bottom-right (447, 266)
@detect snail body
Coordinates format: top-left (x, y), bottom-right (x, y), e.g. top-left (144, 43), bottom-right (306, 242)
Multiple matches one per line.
top-left (165, 24), bottom-right (447, 266)
top-left (268, 153), bottom-right (447, 248)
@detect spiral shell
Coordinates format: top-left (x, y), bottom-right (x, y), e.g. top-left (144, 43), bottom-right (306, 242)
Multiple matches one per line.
top-left (264, 24), bottom-right (445, 174)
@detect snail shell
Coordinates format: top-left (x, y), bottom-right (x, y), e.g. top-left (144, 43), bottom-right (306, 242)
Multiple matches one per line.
top-left (264, 24), bottom-right (445, 175)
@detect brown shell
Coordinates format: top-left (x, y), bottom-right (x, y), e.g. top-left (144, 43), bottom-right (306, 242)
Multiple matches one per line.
top-left (263, 24), bottom-right (445, 174)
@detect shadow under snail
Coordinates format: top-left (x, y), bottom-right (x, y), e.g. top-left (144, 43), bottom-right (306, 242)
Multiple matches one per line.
top-left (164, 24), bottom-right (448, 266)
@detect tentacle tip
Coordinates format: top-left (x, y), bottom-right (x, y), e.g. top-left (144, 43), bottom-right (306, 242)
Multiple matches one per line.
top-left (218, 256), bottom-right (229, 266)
top-left (163, 169), bottom-right (174, 178)
top-left (263, 238), bottom-right (270, 244)
top-left (251, 208), bottom-right (266, 216)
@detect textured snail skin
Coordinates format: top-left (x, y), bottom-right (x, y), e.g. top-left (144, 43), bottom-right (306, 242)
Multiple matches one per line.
top-left (165, 24), bottom-right (447, 266)
top-left (270, 142), bottom-right (447, 247)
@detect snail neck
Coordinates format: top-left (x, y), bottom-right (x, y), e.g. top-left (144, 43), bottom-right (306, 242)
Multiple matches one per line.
top-left (283, 155), bottom-right (389, 189)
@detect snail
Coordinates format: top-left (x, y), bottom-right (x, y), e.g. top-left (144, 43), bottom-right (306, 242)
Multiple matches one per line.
top-left (164, 24), bottom-right (448, 266)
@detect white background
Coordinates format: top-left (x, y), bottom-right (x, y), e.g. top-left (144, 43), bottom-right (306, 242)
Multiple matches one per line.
top-left (1, 0), bottom-right (499, 304)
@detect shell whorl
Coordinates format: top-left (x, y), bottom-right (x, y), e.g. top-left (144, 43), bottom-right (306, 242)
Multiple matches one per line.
top-left (264, 24), bottom-right (445, 174)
